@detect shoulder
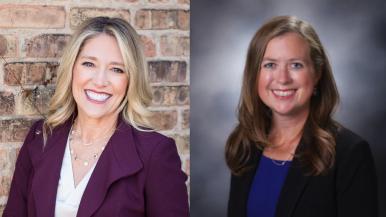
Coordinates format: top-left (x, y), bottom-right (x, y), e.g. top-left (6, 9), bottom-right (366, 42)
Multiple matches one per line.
top-left (128, 124), bottom-right (177, 160)
top-left (23, 119), bottom-right (44, 148)
top-left (334, 125), bottom-right (375, 173)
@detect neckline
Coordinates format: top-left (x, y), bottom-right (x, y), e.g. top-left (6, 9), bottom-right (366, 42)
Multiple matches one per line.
top-left (65, 137), bottom-right (97, 190)
top-left (261, 154), bottom-right (292, 166)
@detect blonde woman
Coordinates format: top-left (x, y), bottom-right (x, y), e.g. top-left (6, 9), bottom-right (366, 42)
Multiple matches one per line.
top-left (226, 16), bottom-right (378, 217)
top-left (4, 17), bottom-right (189, 217)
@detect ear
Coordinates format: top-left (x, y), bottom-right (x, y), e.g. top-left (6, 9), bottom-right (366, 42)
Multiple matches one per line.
top-left (313, 68), bottom-right (322, 85)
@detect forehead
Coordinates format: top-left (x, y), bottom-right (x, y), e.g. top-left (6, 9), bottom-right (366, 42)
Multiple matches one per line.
top-left (263, 32), bottom-right (311, 60)
top-left (78, 34), bottom-right (124, 62)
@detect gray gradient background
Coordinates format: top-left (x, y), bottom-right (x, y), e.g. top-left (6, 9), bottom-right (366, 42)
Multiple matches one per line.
top-left (191, 0), bottom-right (386, 216)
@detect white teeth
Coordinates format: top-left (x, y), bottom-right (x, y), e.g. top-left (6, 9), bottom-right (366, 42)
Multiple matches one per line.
top-left (85, 90), bottom-right (111, 101)
top-left (273, 90), bottom-right (295, 97)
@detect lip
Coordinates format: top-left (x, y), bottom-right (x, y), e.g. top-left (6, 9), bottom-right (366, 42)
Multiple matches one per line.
top-left (271, 89), bottom-right (296, 99)
top-left (84, 89), bottom-right (112, 104)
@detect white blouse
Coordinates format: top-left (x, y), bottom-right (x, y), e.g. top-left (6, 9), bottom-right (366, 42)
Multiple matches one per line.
top-left (55, 138), bottom-right (97, 217)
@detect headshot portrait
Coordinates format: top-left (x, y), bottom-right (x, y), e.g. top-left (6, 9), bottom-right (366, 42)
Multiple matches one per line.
top-left (0, 1), bottom-right (189, 216)
top-left (191, 0), bottom-right (385, 217)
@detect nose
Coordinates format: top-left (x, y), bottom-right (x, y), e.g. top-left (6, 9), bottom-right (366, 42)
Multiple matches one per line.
top-left (93, 68), bottom-right (110, 86)
top-left (275, 65), bottom-right (292, 84)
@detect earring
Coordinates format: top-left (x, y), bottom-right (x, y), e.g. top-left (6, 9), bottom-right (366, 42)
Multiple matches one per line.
top-left (313, 87), bottom-right (318, 96)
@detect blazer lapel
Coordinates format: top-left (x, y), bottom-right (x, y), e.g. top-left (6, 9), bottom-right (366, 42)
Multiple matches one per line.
top-left (232, 145), bottom-right (262, 217)
top-left (31, 118), bottom-right (73, 217)
top-left (76, 118), bottom-right (143, 217)
top-left (275, 141), bottom-right (311, 217)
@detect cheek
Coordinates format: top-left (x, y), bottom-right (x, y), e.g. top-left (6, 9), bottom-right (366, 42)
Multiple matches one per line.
top-left (112, 76), bottom-right (129, 97)
top-left (257, 71), bottom-right (271, 96)
top-left (72, 65), bottom-right (86, 87)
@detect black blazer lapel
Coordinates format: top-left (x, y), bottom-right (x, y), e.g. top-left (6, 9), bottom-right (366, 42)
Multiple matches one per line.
top-left (31, 119), bottom-right (73, 217)
top-left (228, 145), bottom-right (262, 217)
top-left (275, 142), bottom-right (311, 217)
top-left (76, 119), bottom-right (143, 217)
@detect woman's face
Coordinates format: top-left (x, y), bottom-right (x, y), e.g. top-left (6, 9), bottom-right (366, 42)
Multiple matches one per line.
top-left (72, 34), bottom-right (128, 121)
top-left (257, 32), bottom-right (319, 119)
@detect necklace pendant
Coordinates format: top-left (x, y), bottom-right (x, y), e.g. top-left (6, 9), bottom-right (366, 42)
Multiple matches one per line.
top-left (83, 161), bottom-right (89, 166)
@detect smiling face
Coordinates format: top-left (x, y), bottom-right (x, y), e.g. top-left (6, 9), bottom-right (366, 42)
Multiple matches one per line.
top-left (72, 34), bottom-right (128, 122)
top-left (257, 32), bottom-right (319, 119)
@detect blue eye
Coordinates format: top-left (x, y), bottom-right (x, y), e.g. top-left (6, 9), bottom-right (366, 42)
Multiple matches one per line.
top-left (82, 62), bottom-right (94, 67)
top-left (263, 63), bottom-right (275, 69)
top-left (112, 68), bottom-right (124, 73)
top-left (291, 62), bottom-right (303, 69)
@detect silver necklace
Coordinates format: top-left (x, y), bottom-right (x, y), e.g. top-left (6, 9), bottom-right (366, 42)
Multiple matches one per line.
top-left (68, 122), bottom-right (115, 166)
top-left (270, 152), bottom-right (294, 166)
top-left (69, 132), bottom-right (108, 166)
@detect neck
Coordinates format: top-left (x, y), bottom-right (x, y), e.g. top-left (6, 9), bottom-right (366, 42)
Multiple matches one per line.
top-left (74, 113), bottom-right (119, 143)
top-left (269, 108), bottom-right (309, 148)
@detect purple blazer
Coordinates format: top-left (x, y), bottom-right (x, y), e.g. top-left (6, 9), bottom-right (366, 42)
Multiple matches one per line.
top-left (3, 116), bottom-right (189, 217)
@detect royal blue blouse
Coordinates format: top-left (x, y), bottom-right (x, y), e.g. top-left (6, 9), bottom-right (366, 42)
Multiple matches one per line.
top-left (247, 155), bottom-right (291, 217)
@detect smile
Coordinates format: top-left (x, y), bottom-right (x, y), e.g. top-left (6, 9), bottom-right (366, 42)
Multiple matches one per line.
top-left (272, 89), bottom-right (296, 97)
top-left (85, 90), bottom-right (112, 102)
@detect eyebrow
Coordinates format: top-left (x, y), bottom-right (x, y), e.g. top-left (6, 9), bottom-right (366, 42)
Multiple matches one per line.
top-left (262, 57), bottom-right (306, 62)
top-left (79, 56), bottom-right (125, 67)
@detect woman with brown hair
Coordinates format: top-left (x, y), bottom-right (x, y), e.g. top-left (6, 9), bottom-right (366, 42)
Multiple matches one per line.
top-left (226, 16), bottom-right (378, 217)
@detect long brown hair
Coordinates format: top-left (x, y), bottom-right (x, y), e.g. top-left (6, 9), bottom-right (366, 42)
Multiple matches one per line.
top-left (225, 16), bottom-right (340, 176)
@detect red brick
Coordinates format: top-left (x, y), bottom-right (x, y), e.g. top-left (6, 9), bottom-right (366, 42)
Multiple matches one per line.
top-left (136, 10), bottom-right (188, 30)
top-left (0, 119), bottom-right (34, 143)
top-left (172, 134), bottom-right (189, 155)
top-left (0, 35), bottom-right (17, 57)
top-left (24, 34), bottom-right (71, 58)
top-left (0, 176), bottom-right (11, 197)
top-left (0, 5), bottom-right (65, 28)
top-left (70, 7), bottom-right (131, 29)
top-left (0, 92), bottom-right (14, 115)
top-left (148, 0), bottom-right (170, 2)
top-left (177, 10), bottom-right (189, 30)
top-left (183, 157), bottom-right (190, 176)
top-left (3, 63), bottom-right (23, 85)
top-left (160, 35), bottom-right (189, 56)
top-left (152, 86), bottom-right (189, 106)
top-left (150, 110), bottom-right (177, 130)
top-left (140, 35), bottom-right (156, 57)
top-left (4, 62), bottom-right (58, 86)
top-left (0, 148), bottom-right (17, 174)
top-left (182, 109), bottom-right (189, 129)
top-left (21, 87), bottom-right (54, 116)
top-left (178, 0), bottom-right (190, 4)
top-left (152, 10), bottom-right (177, 29)
top-left (135, 10), bottom-right (151, 29)
top-left (148, 61), bottom-right (187, 83)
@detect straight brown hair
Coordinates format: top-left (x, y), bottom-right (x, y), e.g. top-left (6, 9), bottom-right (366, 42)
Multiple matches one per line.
top-left (225, 16), bottom-right (340, 176)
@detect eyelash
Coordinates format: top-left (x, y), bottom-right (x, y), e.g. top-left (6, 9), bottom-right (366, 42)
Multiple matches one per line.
top-left (82, 62), bottom-right (94, 67)
top-left (263, 63), bottom-right (275, 69)
top-left (112, 68), bottom-right (124, 73)
top-left (291, 62), bottom-right (303, 69)
top-left (81, 62), bottom-right (124, 73)
top-left (262, 62), bottom-right (304, 69)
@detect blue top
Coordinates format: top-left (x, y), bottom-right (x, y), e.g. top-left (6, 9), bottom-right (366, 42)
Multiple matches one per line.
top-left (247, 155), bottom-right (291, 217)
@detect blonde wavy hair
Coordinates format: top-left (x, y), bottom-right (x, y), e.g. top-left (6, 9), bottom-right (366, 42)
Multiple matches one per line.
top-left (44, 17), bottom-right (152, 136)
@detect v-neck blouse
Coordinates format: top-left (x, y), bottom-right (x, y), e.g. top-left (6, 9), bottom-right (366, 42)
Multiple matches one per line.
top-left (55, 137), bottom-right (97, 217)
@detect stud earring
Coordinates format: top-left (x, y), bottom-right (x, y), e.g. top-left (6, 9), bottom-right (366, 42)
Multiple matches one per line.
top-left (313, 87), bottom-right (318, 96)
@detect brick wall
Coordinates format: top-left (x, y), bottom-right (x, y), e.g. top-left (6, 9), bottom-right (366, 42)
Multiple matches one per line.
top-left (0, 0), bottom-right (190, 212)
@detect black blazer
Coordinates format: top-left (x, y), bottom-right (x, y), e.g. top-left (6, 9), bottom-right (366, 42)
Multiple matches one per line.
top-left (228, 127), bottom-right (378, 217)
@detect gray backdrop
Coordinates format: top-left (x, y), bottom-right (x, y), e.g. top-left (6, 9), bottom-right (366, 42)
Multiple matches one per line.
top-left (191, 0), bottom-right (386, 216)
